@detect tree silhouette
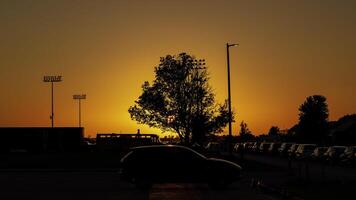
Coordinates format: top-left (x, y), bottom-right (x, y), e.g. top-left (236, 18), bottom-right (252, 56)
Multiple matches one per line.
top-left (239, 121), bottom-right (254, 142)
top-left (296, 95), bottom-right (329, 144)
top-left (128, 53), bottom-right (231, 145)
top-left (330, 114), bottom-right (356, 145)
top-left (268, 126), bottom-right (280, 137)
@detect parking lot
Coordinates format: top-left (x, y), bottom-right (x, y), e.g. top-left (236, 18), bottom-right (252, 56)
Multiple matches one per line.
top-left (0, 170), bottom-right (278, 200)
top-left (1, 141), bottom-right (356, 200)
top-left (1, 153), bottom-right (356, 200)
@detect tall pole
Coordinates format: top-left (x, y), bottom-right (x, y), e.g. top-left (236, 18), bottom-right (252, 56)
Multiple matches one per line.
top-left (51, 81), bottom-right (54, 128)
top-left (79, 99), bottom-right (81, 127)
top-left (73, 94), bottom-right (86, 128)
top-left (43, 75), bottom-right (62, 128)
top-left (226, 43), bottom-right (238, 154)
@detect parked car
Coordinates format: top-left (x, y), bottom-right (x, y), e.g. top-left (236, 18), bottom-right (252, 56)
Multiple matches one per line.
top-left (288, 144), bottom-right (300, 158)
top-left (278, 143), bottom-right (295, 156)
top-left (259, 142), bottom-right (271, 153)
top-left (268, 143), bottom-right (281, 155)
top-left (205, 142), bottom-right (222, 155)
top-left (120, 145), bottom-right (242, 188)
top-left (233, 143), bottom-right (244, 153)
top-left (243, 142), bottom-right (254, 152)
top-left (310, 147), bottom-right (328, 161)
top-left (191, 142), bottom-right (205, 153)
top-left (340, 146), bottom-right (356, 164)
top-left (324, 146), bottom-right (347, 164)
top-left (251, 142), bottom-right (260, 153)
top-left (295, 144), bottom-right (317, 160)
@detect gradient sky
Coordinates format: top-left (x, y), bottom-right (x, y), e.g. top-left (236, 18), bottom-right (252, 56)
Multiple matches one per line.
top-left (1, 0), bottom-right (355, 137)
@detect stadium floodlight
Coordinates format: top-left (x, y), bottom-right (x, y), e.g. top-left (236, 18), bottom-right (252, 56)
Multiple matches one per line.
top-left (73, 94), bottom-right (86, 127)
top-left (43, 75), bottom-right (62, 82)
top-left (43, 75), bottom-right (62, 128)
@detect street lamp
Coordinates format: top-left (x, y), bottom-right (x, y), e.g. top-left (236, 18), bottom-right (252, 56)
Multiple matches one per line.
top-left (43, 75), bottom-right (62, 128)
top-left (73, 94), bottom-right (86, 127)
top-left (226, 43), bottom-right (238, 154)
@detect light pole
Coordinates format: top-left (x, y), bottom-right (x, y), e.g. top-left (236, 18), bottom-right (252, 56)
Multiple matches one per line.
top-left (43, 75), bottom-right (62, 128)
top-left (73, 94), bottom-right (86, 127)
top-left (226, 43), bottom-right (238, 154)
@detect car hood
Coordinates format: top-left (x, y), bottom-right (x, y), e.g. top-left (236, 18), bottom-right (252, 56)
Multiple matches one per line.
top-left (207, 158), bottom-right (242, 170)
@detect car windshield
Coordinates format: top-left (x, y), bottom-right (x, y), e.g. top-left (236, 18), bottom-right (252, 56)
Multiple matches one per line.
top-left (183, 147), bottom-right (207, 160)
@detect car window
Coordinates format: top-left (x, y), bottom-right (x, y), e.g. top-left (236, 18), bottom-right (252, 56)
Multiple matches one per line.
top-left (172, 147), bottom-right (205, 163)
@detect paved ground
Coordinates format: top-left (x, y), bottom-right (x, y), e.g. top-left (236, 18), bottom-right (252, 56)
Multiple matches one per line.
top-left (240, 153), bottom-right (356, 181)
top-left (0, 171), bottom-right (277, 200)
top-left (236, 153), bottom-right (356, 200)
top-left (2, 153), bottom-right (356, 200)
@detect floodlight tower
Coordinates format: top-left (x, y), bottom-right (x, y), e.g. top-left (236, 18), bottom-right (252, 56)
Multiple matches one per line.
top-left (191, 59), bottom-right (206, 114)
top-left (73, 94), bottom-right (86, 127)
top-left (43, 75), bottom-right (62, 128)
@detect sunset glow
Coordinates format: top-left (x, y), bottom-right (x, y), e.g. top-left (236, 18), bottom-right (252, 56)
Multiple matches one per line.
top-left (1, 0), bottom-right (355, 137)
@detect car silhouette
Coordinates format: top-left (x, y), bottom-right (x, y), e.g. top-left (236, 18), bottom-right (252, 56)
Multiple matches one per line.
top-left (324, 146), bottom-right (347, 164)
top-left (278, 142), bottom-right (295, 157)
top-left (120, 145), bottom-right (242, 189)
top-left (288, 144), bottom-right (300, 158)
top-left (295, 144), bottom-right (317, 160)
top-left (310, 147), bottom-right (328, 161)
top-left (268, 143), bottom-right (281, 155)
top-left (205, 142), bottom-right (222, 156)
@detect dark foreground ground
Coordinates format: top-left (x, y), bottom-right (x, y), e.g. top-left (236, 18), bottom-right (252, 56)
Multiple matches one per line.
top-left (0, 170), bottom-right (278, 200)
top-left (1, 152), bottom-right (356, 200)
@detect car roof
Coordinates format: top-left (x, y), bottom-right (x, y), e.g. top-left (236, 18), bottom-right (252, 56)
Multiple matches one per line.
top-left (131, 144), bottom-right (185, 150)
top-left (131, 144), bottom-right (204, 153)
top-left (332, 146), bottom-right (347, 148)
top-left (300, 144), bottom-right (317, 146)
top-left (130, 144), bottom-right (207, 158)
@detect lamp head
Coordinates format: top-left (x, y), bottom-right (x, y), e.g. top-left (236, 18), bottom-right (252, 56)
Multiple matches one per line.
top-left (43, 75), bottom-right (62, 82)
top-left (73, 94), bottom-right (86, 99)
top-left (227, 43), bottom-right (239, 47)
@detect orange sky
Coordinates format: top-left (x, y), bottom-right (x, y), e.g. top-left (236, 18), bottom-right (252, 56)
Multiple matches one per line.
top-left (1, 0), bottom-right (355, 137)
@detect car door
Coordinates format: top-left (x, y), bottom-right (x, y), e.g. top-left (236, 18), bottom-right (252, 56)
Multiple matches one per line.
top-left (169, 147), bottom-right (207, 183)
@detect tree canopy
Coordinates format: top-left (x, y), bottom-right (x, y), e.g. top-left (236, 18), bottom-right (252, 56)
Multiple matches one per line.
top-left (128, 53), bottom-right (231, 145)
top-left (296, 95), bottom-right (329, 144)
top-left (268, 126), bottom-right (280, 137)
top-left (239, 121), bottom-right (254, 142)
